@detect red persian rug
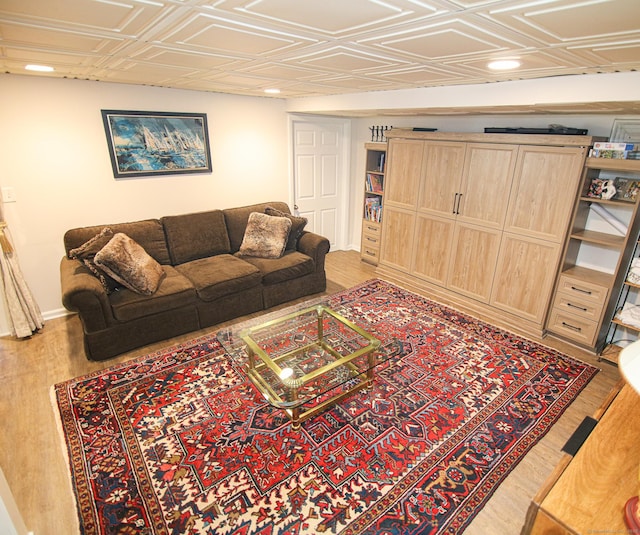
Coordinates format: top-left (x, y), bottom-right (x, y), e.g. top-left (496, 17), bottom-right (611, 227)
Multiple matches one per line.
top-left (53, 279), bottom-right (597, 534)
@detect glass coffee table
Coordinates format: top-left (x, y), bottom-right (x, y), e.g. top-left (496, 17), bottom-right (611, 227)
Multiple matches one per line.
top-left (218, 303), bottom-right (384, 430)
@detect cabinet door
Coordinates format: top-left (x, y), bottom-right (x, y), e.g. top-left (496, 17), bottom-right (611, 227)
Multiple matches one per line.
top-left (447, 222), bottom-right (502, 303)
top-left (417, 141), bottom-right (466, 218)
top-left (412, 213), bottom-right (456, 286)
top-left (458, 143), bottom-right (518, 230)
top-left (491, 233), bottom-right (561, 323)
top-left (379, 206), bottom-right (416, 272)
top-left (385, 139), bottom-right (425, 210)
top-left (505, 146), bottom-right (586, 242)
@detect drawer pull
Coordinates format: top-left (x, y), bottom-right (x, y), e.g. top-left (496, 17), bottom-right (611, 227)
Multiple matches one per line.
top-left (567, 302), bottom-right (588, 312)
top-left (570, 286), bottom-right (592, 295)
top-left (562, 321), bottom-right (582, 332)
top-left (365, 251), bottom-right (376, 257)
top-left (366, 237), bottom-right (377, 243)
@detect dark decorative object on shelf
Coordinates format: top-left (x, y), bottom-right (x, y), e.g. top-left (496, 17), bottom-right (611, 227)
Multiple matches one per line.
top-left (369, 125), bottom-right (392, 142)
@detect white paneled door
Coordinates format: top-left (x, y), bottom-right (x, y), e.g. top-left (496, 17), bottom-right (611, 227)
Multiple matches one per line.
top-left (291, 118), bottom-right (350, 250)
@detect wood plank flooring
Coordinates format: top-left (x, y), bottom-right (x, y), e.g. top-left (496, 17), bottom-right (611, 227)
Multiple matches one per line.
top-left (0, 250), bottom-right (620, 535)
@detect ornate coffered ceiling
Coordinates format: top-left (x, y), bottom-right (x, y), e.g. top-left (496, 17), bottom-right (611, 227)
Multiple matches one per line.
top-left (1, 0), bottom-right (639, 115)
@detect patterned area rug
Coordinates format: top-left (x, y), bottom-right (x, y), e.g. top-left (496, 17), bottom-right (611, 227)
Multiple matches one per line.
top-left (53, 279), bottom-right (598, 534)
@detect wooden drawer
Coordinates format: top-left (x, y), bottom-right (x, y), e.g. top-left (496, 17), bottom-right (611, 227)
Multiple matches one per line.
top-left (361, 244), bottom-right (379, 264)
top-left (362, 220), bottom-right (381, 236)
top-left (361, 220), bottom-right (381, 264)
top-left (556, 274), bottom-right (608, 305)
top-left (547, 308), bottom-right (598, 346)
top-left (552, 290), bottom-right (604, 322)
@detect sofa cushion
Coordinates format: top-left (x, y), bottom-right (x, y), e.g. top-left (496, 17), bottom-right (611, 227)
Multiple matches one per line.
top-left (64, 219), bottom-right (171, 265)
top-left (265, 206), bottom-right (307, 251)
top-left (68, 227), bottom-right (121, 294)
top-left (238, 251), bottom-right (314, 285)
top-left (238, 212), bottom-right (291, 259)
top-left (176, 255), bottom-right (262, 302)
top-left (162, 210), bottom-right (231, 265)
top-left (224, 201), bottom-right (291, 252)
top-left (95, 233), bottom-right (165, 295)
top-left (109, 266), bottom-right (196, 322)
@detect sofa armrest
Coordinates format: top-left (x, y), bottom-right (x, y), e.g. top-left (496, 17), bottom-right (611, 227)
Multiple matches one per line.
top-left (60, 257), bottom-right (114, 331)
top-left (297, 231), bottom-right (330, 271)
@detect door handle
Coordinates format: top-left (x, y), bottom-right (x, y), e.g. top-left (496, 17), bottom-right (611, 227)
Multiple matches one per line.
top-left (455, 193), bottom-right (462, 215)
top-left (452, 194), bottom-right (458, 214)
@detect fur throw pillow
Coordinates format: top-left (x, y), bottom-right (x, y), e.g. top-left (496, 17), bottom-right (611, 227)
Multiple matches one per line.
top-left (95, 233), bottom-right (165, 295)
top-left (238, 212), bottom-right (292, 259)
top-left (265, 206), bottom-right (307, 251)
top-left (68, 227), bottom-right (121, 293)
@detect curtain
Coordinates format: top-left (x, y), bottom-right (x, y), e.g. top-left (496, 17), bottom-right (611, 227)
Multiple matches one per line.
top-left (0, 201), bottom-right (43, 338)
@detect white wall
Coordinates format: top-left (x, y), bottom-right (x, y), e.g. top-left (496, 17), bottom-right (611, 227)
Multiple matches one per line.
top-left (0, 74), bottom-right (290, 331)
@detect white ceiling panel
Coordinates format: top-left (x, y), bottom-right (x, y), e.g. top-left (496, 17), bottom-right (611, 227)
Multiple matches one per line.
top-left (0, 0), bottom-right (638, 114)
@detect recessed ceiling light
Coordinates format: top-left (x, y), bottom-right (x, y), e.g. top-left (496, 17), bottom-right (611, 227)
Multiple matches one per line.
top-left (25, 64), bottom-right (54, 72)
top-left (264, 88), bottom-right (281, 94)
top-left (488, 59), bottom-right (521, 71)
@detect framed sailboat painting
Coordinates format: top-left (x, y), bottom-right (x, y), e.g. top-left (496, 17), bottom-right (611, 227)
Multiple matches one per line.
top-left (101, 110), bottom-right (212, 178)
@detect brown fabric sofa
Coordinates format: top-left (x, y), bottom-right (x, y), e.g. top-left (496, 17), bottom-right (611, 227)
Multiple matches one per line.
top-left (60, 202), bottom-right (330, 361)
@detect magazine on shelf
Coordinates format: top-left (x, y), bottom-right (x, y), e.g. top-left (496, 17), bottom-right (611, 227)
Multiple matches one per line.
top-left (364, 196), bottom-right (382, 222)
top-left (613, 177), bottom-right (640, 202)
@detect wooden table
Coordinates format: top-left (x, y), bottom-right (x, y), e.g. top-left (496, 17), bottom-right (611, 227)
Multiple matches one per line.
top-left (522, 380), bottom-right (640, 534)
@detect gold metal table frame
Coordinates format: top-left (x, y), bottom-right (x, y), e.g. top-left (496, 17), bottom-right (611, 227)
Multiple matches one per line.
top-left (239, 304), bottom-right (381, 430)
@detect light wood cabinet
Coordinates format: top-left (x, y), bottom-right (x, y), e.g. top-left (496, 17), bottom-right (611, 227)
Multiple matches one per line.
top-left (385, 139), bottom-right (424, 210)
top-left (457, 143), bottom-right (517, 230)
top-left (411, 213), bottom-right (455, 286)
top-left (416, 141), bottom-right (465, 216)
top-left (378, 130), bottom-right (593, 338)
top-left (448, 222), bottom-right (502, 303)
top-left (506, 146), bottom-right (587, 242)
top-left (379, 206), bottom-right (415, 272)
top-left (491, 233), bottom-right (561, 323)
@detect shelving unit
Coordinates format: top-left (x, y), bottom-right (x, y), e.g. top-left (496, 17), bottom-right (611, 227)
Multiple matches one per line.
top-left (547, 156), bottom-right (640, 361)
top-left (361, 142), bottom-right (386, 265)
top-left (602, 239), bottom-right (640, 363)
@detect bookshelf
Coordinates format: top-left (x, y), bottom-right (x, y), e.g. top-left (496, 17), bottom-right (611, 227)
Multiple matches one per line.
top-left (361, 142), bottom-right (386, 265)
top-left (547, 156), bottom-right (640, 362)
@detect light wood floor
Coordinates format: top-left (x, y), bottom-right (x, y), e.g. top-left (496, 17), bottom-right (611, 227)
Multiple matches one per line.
top-left (0, 250), bottom-right (620, 535)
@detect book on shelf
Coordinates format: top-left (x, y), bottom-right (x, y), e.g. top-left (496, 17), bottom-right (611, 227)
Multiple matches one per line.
top-left (366, 173), bottom-right (383, 193)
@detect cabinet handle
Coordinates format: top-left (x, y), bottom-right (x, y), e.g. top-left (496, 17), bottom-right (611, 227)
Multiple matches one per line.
top-left (456, 193), bottom-right (462, 215)
top-left (452, 193), bottom-right (458, 214)
top-left (366, 237), bottom-right (377, 242)
top-left (567, 302), bottom-right (588, 312)
top-left (562, 321), bottom-right (582, 332)
top-left (570, 286), bottom-right (592, 295)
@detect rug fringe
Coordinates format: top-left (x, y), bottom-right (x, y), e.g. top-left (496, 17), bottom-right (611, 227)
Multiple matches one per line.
top-left (49, 384), bottom-right (81, 535)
